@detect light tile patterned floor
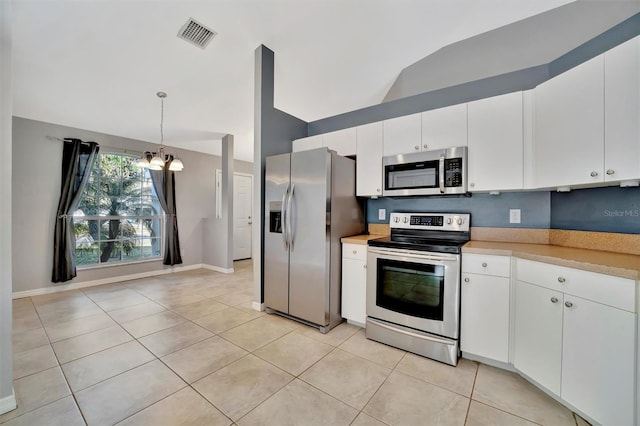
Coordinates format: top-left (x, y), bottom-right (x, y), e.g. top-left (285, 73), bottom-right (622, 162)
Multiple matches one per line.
top-left (4, 260), bottom-right (589, 426)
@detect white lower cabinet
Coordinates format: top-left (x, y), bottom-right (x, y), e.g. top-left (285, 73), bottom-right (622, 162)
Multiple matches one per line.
top-left (561, 294), bottom-right (635, 426)
top-left (514, 259), bottom-right (637, 426)
top-left (341, 243), bottom-right (367, 326)
top-left (513, 280), bottom-right (563, 394)
top-left (461, 254), bottom-right (511, 362)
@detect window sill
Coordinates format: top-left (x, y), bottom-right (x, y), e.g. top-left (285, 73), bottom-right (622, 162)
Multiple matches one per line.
top-left (77, 257), bottom-right (163, 271)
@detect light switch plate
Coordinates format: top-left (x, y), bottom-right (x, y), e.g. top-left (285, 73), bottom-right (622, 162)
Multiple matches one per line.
top-left (509, 209), bottom-right (521, 224)
top-left (378, 209), bottom-right (386, 221)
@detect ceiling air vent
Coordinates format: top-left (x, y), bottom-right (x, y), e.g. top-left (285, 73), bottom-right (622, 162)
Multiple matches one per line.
top-left (177, 18), bottom-right (217, 49)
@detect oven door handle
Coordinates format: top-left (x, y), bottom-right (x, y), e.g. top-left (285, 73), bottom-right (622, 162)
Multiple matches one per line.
top-left (367, 317), bottom-right (457, 346)
top-left (367, 247), bottom-right (458, 263)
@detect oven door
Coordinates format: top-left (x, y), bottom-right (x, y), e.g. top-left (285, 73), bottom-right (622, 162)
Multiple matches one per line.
top-left (367, 246), bottom-right (460, 339)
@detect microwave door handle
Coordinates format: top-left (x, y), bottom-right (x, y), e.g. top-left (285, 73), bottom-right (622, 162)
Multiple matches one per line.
top-left (281, 184), bottom-right (289, 250)
top-left (439, 155), bottom-right (445, 193)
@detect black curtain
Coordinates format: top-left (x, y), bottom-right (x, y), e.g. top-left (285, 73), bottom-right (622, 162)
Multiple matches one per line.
top-left (52, 139), bottom-right (100, 283)
top-left (149, 156), bottom-right (183, 265)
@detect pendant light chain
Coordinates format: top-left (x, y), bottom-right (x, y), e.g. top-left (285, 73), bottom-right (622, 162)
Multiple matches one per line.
top-left (159, 94), bottom-right (164, 147)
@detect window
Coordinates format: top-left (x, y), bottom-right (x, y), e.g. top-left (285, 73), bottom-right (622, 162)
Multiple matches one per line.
top-left (73, 152), bottom-right (163, 266)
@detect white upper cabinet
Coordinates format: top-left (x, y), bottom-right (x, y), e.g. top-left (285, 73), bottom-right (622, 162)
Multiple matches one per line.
top-left (467, 92), bottom-right (524, 191)
top-left (421, 103), bottom-right (467, 151)
top-left (356, 121), bottom-right (384, 197)
top-left (323, 128), bottom-right (357, 157)
top-left (382, 113), bottom-right (422, 156)
top-left (292, 135), bottom-right (323, 152)
top-left (604, 35), bottom-right (640, 182)
top-left (533, 55), bottom-right (605, 188)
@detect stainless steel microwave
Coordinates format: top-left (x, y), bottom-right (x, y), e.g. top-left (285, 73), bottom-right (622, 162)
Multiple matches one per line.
top-left (383, 146), bottom-right (467, 196)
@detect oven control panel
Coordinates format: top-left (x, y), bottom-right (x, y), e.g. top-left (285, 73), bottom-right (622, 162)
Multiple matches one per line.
top-left (389, 212), bottom-right (470, 232)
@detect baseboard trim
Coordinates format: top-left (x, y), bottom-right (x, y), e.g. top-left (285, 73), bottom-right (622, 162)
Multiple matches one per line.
top-left (12, 264), bottom-right (204, 299)
top-left (251, 301), bottom-right (265, 312)
top-left (202, 264), bottom-right (234, 274)
top-left (0, 390), bottom-right (17, 415)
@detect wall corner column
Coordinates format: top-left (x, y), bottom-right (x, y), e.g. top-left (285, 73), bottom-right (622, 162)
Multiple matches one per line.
top-left (221, 134), bottom-right (234, 271)
top-left (0, 0), bottom-right (16, 414)
top-left (253, 45), bottom-right (308, 310)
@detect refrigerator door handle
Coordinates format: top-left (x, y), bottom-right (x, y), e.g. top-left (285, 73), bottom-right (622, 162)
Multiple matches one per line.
top-left (281, 184), bottom-right (289, 250)
top-left (287, 183), bottom-right (295, 250)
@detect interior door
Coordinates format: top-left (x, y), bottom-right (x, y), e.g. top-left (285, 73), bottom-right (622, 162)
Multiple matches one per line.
top-left (233, 173), bottom-right (252, 260)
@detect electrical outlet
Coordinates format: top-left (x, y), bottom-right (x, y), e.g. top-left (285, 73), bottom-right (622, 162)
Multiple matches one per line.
top-left (509, 209), bottom-right (521, 224)
top-left (378, 209), bottom-right (386, 221)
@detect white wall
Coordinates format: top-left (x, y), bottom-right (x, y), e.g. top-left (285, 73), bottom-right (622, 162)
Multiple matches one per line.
top-left (0, 0), bottom-right (15, 412)
top-left (11, 117), bottom-right (252, 294)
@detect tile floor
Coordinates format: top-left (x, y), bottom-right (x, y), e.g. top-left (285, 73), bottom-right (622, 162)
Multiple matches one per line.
top-left (5, 260), bottom-right (588, 426)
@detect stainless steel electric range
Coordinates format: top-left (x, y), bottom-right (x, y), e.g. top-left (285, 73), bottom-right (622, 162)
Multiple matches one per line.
top-left (366, 212), bottom-right (471, 366)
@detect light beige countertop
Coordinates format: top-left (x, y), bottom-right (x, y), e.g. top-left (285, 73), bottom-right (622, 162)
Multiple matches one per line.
top-left (341, 234), bottom-right (386, 245)
top-left (463, 241), bottom-right (640, 280)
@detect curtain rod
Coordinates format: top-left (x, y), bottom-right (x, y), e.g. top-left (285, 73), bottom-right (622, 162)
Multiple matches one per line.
top-left (45, 135), bottom-right (143, 156)
top-left (45, 135), bottom-right (96, 145)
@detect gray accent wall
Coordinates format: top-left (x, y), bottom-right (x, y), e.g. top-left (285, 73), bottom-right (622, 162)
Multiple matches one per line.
top-left (367, 187), bottom-right (640, 235)
top-left (385, 2), bottom-right (640, 102)
top-left (367, 192), bottom-right (551, 229)
top-left (253, 45), bottom-right (308, 304)
top-left (0, 0), bottom-right (14, 409)
top-left (11, 117), bottom-right (252, 294)
top-left (551, 187), bottom-right (640, 234)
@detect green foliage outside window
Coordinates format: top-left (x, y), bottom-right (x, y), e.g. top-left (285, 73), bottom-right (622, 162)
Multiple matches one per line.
top-left (73, 153), bottom-right (163, 266)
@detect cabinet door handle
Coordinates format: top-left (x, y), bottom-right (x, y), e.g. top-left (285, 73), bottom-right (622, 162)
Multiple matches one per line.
top-left (414, 145), bottom-right (420, 151)
top-left (590, 171), bottom-right (598, 177)
top-left (550, 297), bottom-right (558, 303)
top-left (423, 144), bottom-right (428, 150)
top-left (353, 250), bottom-right (357, 255)
top-left (565, 301), bottom-right (573, 308)
top-left (470, 183), bottom-right (475, 187)
top-left (363, 264), bottom-right (367, 269)
top-left (606, 169), bottom-right (615, 175)
top-left (464, 277), bottom-right (470, 283)
top-left (557, 277), bottom-right (566, 283)
top-left (481, 262), bottom-right (487, 268)
top-left (376, 188), bottom-right (381, 193)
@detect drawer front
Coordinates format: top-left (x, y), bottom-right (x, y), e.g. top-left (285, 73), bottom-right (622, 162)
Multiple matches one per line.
top-left (343, 243), bottom-right (367, 261)
top-left (516, 259), bottom-right (636, 312)
top-left (462, 253), bottom-right (511, 277)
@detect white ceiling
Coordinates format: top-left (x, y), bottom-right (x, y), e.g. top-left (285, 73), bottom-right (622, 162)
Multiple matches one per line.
top-left (12, 0), bottom-right (573, 162)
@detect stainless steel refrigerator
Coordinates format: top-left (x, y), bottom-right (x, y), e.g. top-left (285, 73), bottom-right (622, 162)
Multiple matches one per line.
top-left (264, 147), bottom-right (363, 332)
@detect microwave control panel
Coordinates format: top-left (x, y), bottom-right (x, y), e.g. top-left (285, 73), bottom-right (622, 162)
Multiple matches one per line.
top-left (444, 158), bottom-right (463, 187)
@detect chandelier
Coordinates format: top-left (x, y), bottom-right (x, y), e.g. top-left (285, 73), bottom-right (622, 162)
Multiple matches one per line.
top-left (136, 91), bottom-right (184, 171)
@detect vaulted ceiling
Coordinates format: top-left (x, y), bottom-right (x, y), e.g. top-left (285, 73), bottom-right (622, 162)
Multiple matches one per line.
top-left (12, 0), bottom-right (572, 162)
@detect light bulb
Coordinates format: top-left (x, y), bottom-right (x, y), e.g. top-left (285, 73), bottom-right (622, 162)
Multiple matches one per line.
top-left (169, 158), bottom-right (184, 171)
